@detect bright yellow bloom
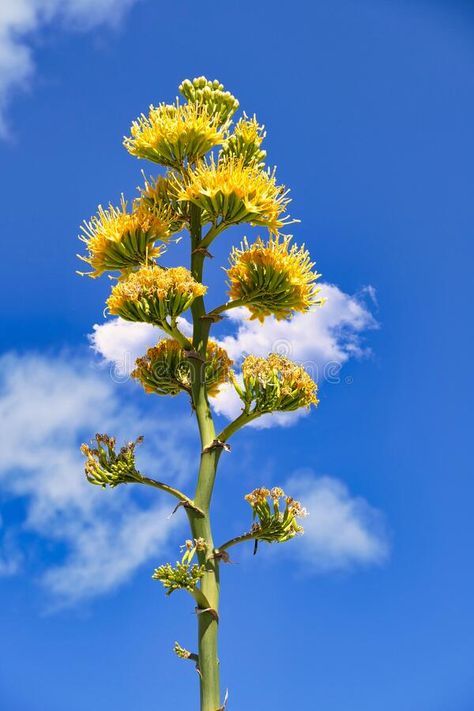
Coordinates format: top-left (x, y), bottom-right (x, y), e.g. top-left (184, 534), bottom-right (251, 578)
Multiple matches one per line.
top-left (107, 266), bottom-right (206, 325)
top-left (176, 157), bottom-right (293, 233)
top-left (227, 235), bottom-right (324, 322)
top-left (132, 339), bottom-right (232, 398)
top-left (239, 353), bottom-right (318, 413)
top-left (78, 197), bottom-right (168, 278)
top-left (138, 174), bottom-right (186, 235)
top-left (220, 114), bottom-right (266, 167)
top-left (179, 76), bottom-right (239, 125)
top-left (124, 101), bottom-right (226, 167)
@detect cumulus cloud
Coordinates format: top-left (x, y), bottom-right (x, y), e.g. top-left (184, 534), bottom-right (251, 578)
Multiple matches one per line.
top-left (0, 0), bottom-right (139, 133)
top-left (0, 351), bottom-right (192, 605)
top-left (287, 473), bottom-right (389, 571)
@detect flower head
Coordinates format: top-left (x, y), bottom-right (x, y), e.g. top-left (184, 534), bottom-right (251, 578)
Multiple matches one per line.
top-left (152, 560), bottom-right (206, 596)
top-left (124, 101), bottom-right (226, 167)
top-left (80, 433), bottom-right (144, 488)
top-left (176, 157), bottom-right (294, 234)
top-left (239, 353), bottom-right (318, 413)
top-left (132, 339), bottom-right (232, 398)
top-left (220, 114), bottom-right (266, 167)
top-left (106, 266), bottom-right (206, 326)
top-left (78, 196), bottom-right (168, 278)
top-left (227, 235), bottom-right (324, 322)
top-left (179, 76), bottom-right (239, 125)
top-left (245, 486), bottom-right (307, 543)
top-left (138, 174), bottom-right (186, 235)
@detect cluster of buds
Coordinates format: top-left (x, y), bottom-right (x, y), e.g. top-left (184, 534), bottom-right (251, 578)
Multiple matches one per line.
top-left (220, 114), bottom-right (266, 168)
top-left (235, 353), bottom-right (318, 413)
top-left (80, 434), bottom-right (144, 488)
top-left (173, 642), bottom-right (194, 660)
top-left (245, 487), bottom-right (308, 543)
top-left (153, 539), bottom-right (206, 596)
top-left (132, 339), bottom-right (233, 398)
top-left (227, 235), bottom-right (324, 322)
top-left (176, 157), bottom-right (293, 234)
top-left (106, 265), bottom-right (206, 327)
top-left (78, 196), bottom-right (168, 278)
top-left (179, 76), bottom-right (239, 126)
top-left (123, 101), bottom-right (226, 168)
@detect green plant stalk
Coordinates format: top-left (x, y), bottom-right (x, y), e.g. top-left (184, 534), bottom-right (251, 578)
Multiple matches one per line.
top-left (188, 203), bottom-right (222, 711)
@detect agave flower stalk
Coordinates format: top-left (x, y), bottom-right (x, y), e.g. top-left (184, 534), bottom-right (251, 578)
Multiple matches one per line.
top-left (79, 77), bottom-right (325, 711)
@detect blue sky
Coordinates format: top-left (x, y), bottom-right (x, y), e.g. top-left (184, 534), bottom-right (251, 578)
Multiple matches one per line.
top-left (0, 1), bottom-right (473, 709)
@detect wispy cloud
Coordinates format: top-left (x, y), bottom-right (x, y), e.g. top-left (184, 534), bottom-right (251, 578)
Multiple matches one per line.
top-left (0, 351), bottom-right (192, 605)
top-left (287, 473), bottom-right (389, 572)
top-left (0, 0), bottom-right (139, 134)
top-left (91, 283), bottom-right (377, 429)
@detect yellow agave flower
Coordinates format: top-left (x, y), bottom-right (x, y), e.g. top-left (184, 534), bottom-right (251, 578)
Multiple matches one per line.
top-left (132, 339), bottom-right (232, 397)
top-left (176, 157), bottom-right (293, 234)
top-left (220, 114), bottom-right (266, 167)
top-left (238, 353), bottom-right (318, 413)
top-left (107, 266), bottom-right (206, 326)
top-left (245, 486), bottom-right (308, 543)
top-left (227, 235), bottom-right (325, 322)
top-left (138, 174), bottom-right (186, 235)
top-left (179, 76), bottom-right (239, 126)
top-left (124, 101), bottom-right (226, 167)
top-left (78, 197), bottom-right (168, 278)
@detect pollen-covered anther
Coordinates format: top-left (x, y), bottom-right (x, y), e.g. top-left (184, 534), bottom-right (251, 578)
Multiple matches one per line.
top-left (106, 265), bottom-right (206, 326)
top-left (176, 157), bottom-right (294, 234)
top-left (132, 339), bottom-right (233, 398)
top-left (124, 101), bottom-right (227, 167)
top-left (78, 196), bottom-right (168, 278)
top-left (227, 235), bottom-right (325, 322)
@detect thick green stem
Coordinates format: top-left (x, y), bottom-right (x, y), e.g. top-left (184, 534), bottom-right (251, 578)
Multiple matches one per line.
top-left (189, 203), bottom-right (222, 711)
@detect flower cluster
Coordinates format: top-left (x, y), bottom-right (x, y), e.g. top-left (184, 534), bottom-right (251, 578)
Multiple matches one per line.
top-left (106, 266), bottom-right (206, 326)
top-left (176, 157), bottom-right (293, 234)
top-left (152, 560), bottom-right (206, 596)
top-left (78, 197), bottom-right (168, 278)
top-left (236, 353), bottom-right (318, 413)
top-left (179, 76), bottom-right (239, 126)
top-left (138, 174), bottom-right (186, 235)
top-left (173, 642), bottom-right (193, 660)
top-left (220, 114), bottom-right (266, 168)
top-left (132, 339), bottom-right (232, 397)
top-left (245, 486), bottom-right (308, 543)
top-left (226, 235), bottom-right (324, 322)
top-left (123, 101), bottom-right (225, 167)
top-left (80, 434), bottom-right (144, 488)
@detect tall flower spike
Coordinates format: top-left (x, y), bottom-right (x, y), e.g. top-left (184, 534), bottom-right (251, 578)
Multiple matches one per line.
top-left (238, 353), bottom-right (318, 413)
top-left (124, 101), bottom-right (226, 167)
top-left (179, 76), bottom-right (239, 125)
top-left (78, 196), bottom-right (168, 278)
top-left (244, 486), bottom-right (308, 543)
top-left (106, 265), bottom-right (206, 327)
top-left (132, 339), bottom-right (232, 397)
top-left (220, 114), bottom-right (266, 168)
top-left (176, 157), bottom-right (294, 234)
top-left (226, 235), bottom-right (325, 322)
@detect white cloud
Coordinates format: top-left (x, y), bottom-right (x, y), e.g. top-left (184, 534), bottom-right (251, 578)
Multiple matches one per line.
top-left (0, 0), bottom-right (139, 134)
top-left (287, 473), bottom-right (389, 572)
top-left (0, 352), bottom-right (192, 605)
